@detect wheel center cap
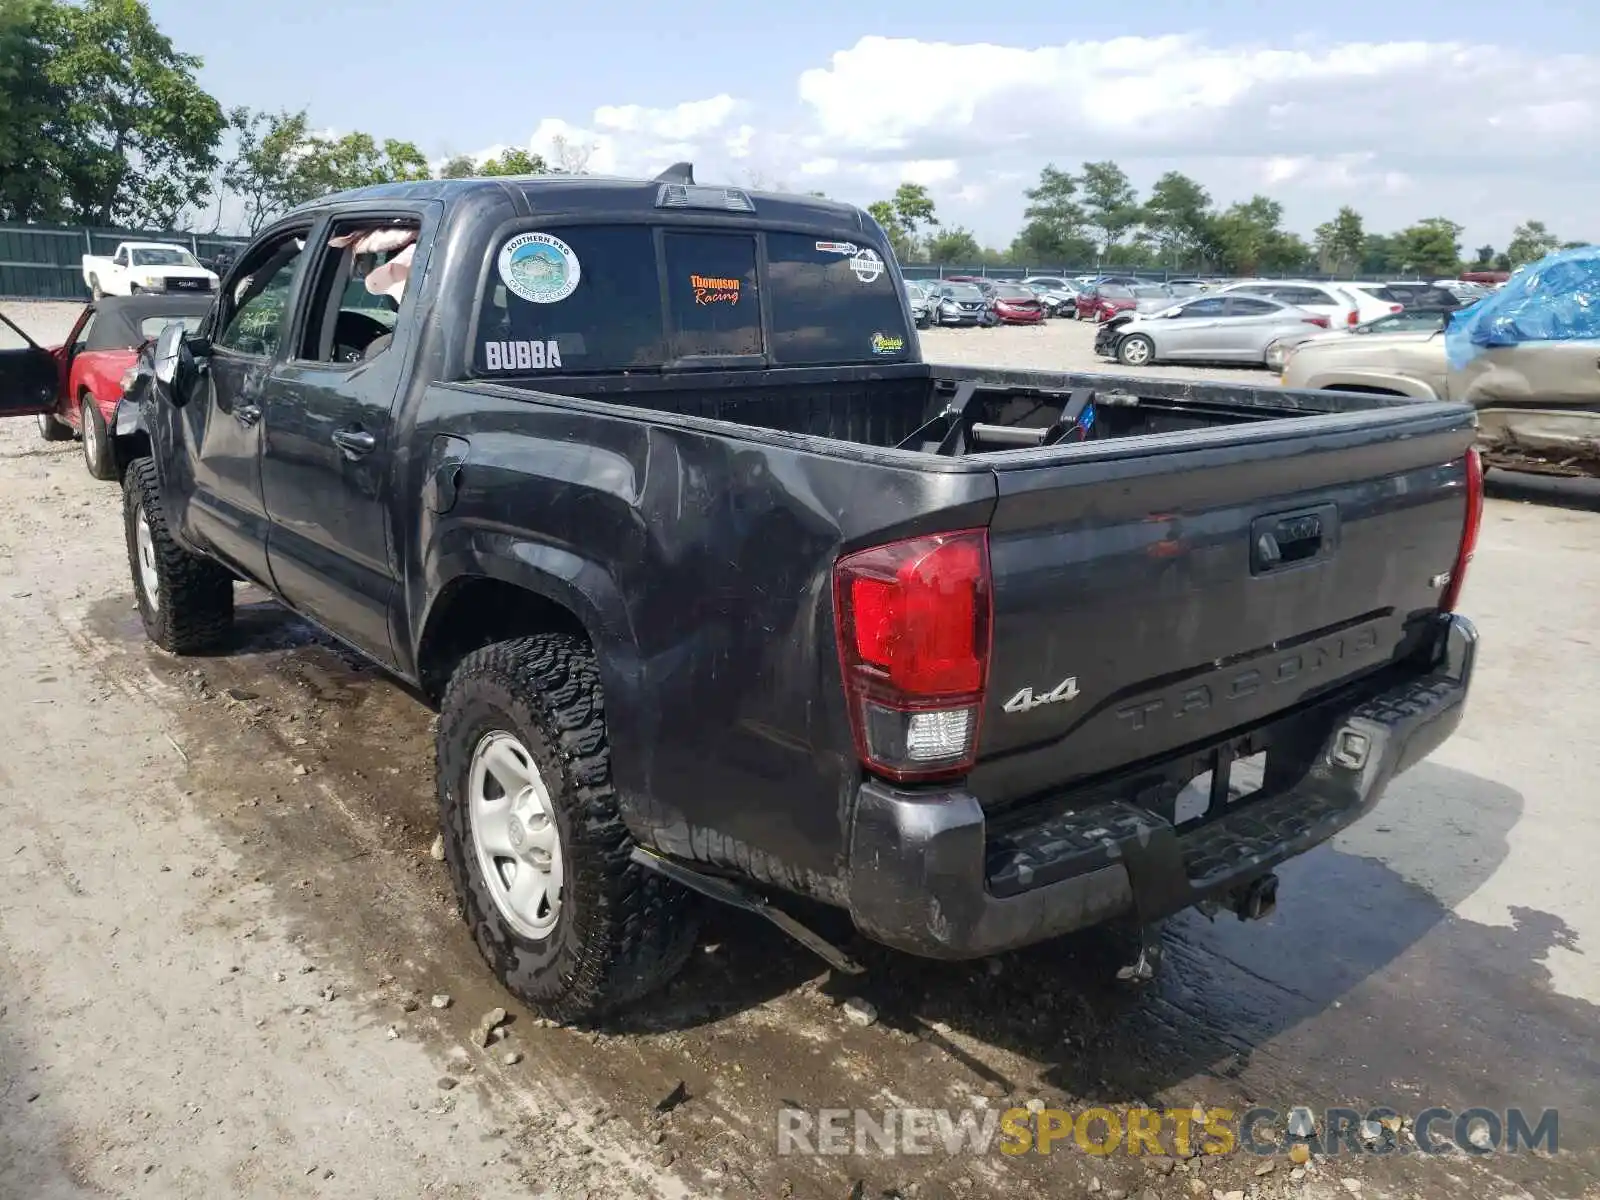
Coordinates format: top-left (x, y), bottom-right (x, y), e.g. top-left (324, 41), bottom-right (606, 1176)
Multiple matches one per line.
top-left (507, 817), bottom-right (526, 849)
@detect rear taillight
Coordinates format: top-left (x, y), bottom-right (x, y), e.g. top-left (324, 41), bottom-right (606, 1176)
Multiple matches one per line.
top-left (1389, 304), bottom-right (1404, 313)
top-left (1441, 448), bottom-right (1483, 612)
top-left (1305, 316), bottom-right (1330, 328)
top-left (1346, 310), bottom-right (1359, 326)
top-left (833, 530), bottom-right (992, 782)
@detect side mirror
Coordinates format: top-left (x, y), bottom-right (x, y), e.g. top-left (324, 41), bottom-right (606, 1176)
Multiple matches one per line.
top-left (152, 324), bottom-right (210, 408)
top-left (152, 322), bottom-right (184, 387)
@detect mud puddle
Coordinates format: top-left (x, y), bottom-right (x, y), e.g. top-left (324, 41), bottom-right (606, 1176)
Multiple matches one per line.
top-left (69, 591), bottom-right (1600, 1199)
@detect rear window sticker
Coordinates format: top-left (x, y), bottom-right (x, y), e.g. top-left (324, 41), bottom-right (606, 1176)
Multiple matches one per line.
top-left (484, 339), bottom-right (563, 371)
top-left (498, 232), bottom-right (581, 304)
top-left (691, 274), bottom-right (741, 305)
top-left (850, 249), bottom-right (884, 284)
top-left (870, 332), bottom-right (905, 355)
top-left (816, 241), bottom-right (858, 256)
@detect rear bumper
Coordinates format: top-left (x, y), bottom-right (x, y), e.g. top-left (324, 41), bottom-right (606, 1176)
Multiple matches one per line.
top-left (845, 614), bottom-right (1477, 959)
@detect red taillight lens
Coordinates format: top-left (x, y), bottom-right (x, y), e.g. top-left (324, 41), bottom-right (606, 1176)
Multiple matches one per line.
top-left (1305, 316), bottom-right (1330, 328)
top-left (1346, 310), bottom-right (1359, 326)
top-left (1390, 304), bottom-right (1404, 313)
top-left (834, 530), bottom-right (992, 781)
top-left (1441, 448), bottom-right (1483, 612)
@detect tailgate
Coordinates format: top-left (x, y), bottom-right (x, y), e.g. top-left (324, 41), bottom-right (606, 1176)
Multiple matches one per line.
top-left (969, 404), bottom-right (1476, 808)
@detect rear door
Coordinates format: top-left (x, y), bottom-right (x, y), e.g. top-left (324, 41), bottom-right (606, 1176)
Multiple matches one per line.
top-left (1157, 295), bottom-right (1228, 358)
top-left (969, 402), bottom-right (1476, 808)
top-left (0, 313), bottom-right (61, 418)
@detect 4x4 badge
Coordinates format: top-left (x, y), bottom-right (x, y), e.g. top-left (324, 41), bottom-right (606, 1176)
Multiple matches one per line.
top-left (1003, 677), bottom-right (1081, 714)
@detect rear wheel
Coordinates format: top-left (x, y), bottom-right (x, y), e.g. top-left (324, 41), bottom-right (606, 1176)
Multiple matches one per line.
top-left (123, 457), bottom-right (234, 653)
top-left (437, 634), bottom-right (699, 1023)
top-left (1117, 334), bottom-right (1155, 367)
top-left (36, 412), bottom-right (72, 442)
top-left (81, 395), bottom-right (117, 480)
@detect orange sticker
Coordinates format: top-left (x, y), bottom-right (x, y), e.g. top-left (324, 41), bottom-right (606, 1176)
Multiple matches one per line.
top-left (691, 273), bottom-right (741, 305)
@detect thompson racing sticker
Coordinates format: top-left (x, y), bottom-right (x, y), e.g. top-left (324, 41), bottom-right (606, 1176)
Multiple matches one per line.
top-left (497, 232), bottom-right (581, 304)
top-left (690, 274), bottom-right (741, 305)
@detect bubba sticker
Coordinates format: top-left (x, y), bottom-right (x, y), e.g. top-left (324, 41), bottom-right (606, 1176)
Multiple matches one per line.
top-left (870, 332), bottom-right (905, 355)
top-left (484, 340), bottom-right (563, 371)
top-left (497, 232), bottom-right (581, 304)
top-left (690, 274), bottom-right (741, 305)
top-left (850, 248), bottom-right (884, 284)
top-left (816, 241), bottom-right (857, 256)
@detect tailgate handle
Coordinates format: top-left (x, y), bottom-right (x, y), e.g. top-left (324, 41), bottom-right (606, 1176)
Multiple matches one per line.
top-left (1251, 505), bottom-right (1338, 574)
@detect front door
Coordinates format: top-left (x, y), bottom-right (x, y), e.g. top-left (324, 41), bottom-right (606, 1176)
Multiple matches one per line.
top-left (259, 210), bottom-right (433, 666)
top-left (0, 313), bottom-right (61, 418)
top-left (187, 227), bottom-right (310, 585)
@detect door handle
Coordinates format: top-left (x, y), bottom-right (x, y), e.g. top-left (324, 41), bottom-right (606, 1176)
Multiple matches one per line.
top-left (331, 427), bottom-right (376, 458)
top-left (233, 403), bottom-right (261, 427)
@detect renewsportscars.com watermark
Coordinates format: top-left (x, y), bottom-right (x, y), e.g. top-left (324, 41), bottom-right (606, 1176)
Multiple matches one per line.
top-left (776, 1105), bottom-right (1559, 1158)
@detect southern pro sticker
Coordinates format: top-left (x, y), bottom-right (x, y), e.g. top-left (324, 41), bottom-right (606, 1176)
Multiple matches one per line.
top-left (498, 232), bottom-right (581, 304)
top-left (849, 248), bottom-right (884, 284)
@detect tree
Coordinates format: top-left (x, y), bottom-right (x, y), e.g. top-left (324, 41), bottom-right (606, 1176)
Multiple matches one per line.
top-left (1313, 206), bottom-right (1365, 274)
top-left (1393, 217), bottom-right (1462, 276)
top-left (1506, 220), bottom-right (1561, 267)
top-left (0, 0), bottom-right (72, 222)
top-left (890, 182), bottom-right (939, 238)
top-left (478, 147), bottom-right (546, 176)
top-left (1013, 164), bottom-right (1094, 265)
top-left (1470, 244), bottom-right (1496, 270)
top-left (40, 0), bottom-right (226, 227)
top-left (867, 200), bottom-right (917, 263)
top-left (295, 132), bottom-right (430, 196)
top-left (1143, 171), bottom-right (1212, 268)
top-left (1207, 196), bottom-right (1311, 275)
top-left (438, 154), bottom-right (477, 179)
top-left (221, 107), bottom-right (314, 234)
top-left (547, 134), bottom-right (594, 174)
top-left (925, 226), bottom-right (981, 263)
top-left (1078, 160), bottom-right (1141, 257)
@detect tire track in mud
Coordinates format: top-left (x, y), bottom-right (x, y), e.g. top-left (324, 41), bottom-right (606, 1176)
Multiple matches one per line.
top-left (54, 590), bottom-right (1600, 1200)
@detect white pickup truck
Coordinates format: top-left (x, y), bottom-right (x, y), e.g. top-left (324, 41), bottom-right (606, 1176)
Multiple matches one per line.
top-left (81, 242), bottom-right (220, 299)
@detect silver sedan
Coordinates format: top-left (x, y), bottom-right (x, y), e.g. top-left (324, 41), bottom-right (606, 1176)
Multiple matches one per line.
top-left (1093, 293), bottom-right (1331, 367)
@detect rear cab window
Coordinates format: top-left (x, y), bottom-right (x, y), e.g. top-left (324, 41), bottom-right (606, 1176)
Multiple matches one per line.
top-left (473, 224), bottom-right (910, 376)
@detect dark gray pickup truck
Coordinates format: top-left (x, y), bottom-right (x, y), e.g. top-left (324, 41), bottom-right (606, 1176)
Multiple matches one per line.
top-left (96, 167), bottom-right (1480, 1020)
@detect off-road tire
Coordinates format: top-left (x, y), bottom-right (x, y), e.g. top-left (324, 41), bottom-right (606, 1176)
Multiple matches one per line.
top-left (36, 411), bottom-right (72, 442)
top-left (81, 395), bottom-right (117, 480)
top-left (122, 457), bottom-right (234, 653)
top-left (437, 635), bottom-right (699, 1023)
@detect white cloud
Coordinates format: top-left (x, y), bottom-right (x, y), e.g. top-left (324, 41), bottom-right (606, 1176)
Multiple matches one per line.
top-left (465, 35), bottom-right (1600, 250)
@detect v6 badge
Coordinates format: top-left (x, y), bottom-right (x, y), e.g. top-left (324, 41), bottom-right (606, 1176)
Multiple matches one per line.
top-left (1002, 676), bottom-right (1081, 714)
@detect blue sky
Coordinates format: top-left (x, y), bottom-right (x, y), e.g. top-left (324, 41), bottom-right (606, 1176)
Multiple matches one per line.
top-left (148, 1), bottom-right (1600, 252)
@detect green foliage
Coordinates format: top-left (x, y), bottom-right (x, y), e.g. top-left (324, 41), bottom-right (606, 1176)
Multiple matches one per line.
top-left (1392, 217), bottom-right (1462, 276)
top-left (925, 226), bottom-right (981, 263)
top-left (40, 0), bottom-right (225, 227)
top-left (477, 147), bottom-right (546, 176)
top-left (1014, 164), bottom-right (1094, 264)
top-left (1078, 160), bottom-right (1142, 254)
top-left (0, 0), bottom-right (70, 222)
top-left (1207, 197), bottom-right (1310, 275)
top-left (1506, 220), bottom-right (1561, 267)
top-left (1314, 206), bottom-right (1365, 274)
top-left (1470, 244), bottom-right (1496, 270)
top-left (1143, 171), bottom-right (1212, 267)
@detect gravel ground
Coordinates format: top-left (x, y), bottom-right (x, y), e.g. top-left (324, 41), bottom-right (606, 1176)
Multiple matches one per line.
top-left (2, 299), bottom-right (1597, 1200)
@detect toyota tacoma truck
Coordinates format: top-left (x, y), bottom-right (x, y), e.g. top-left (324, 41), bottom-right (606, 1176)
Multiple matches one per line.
top-left (82, 241), bottom-right (220, 299)
top-left (108, 168), bottom-right (1481, 1021)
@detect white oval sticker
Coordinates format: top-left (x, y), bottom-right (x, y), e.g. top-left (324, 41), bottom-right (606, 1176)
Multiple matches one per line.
top-left (498, 232), bottom-right (581, 304)
top-left (850, 248), bottom-right (884, 284)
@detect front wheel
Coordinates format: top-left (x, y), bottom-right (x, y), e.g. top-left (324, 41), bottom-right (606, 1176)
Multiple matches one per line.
top-left (437, 635), bottom-right (699, 1023)
top-left (36, 411), bottom-right (72, 442)
top-left (123, 458), bottom-right (235, 653)
top-left (81, 396), bottom-right (117, 480)
top-left (1117, 334), bottom-right (1155, 367)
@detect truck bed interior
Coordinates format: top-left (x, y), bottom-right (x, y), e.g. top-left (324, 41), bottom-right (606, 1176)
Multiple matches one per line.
top-left (515, 366), bottom-right (1418, 457)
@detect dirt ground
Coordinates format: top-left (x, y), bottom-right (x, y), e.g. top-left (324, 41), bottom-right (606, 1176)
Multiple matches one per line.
top-left (2, 302), bottom-right (1597, 1200)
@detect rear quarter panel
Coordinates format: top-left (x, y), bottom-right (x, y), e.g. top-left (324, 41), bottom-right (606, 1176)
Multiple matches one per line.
top-left (70, 348), bottom-right (135, 421)
top-left (401, 383), bottom-right (998, 897)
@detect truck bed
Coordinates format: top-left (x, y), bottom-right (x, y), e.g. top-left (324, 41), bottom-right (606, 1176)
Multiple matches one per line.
top-left (492, 362), bottom-right (1424, 457)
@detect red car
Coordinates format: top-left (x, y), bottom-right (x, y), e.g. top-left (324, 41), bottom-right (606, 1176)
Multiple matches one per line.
top-left (35, 294), bottom-right (212, 479)
top-left (1075, 283), bottom-right (1137, 322)
top-left (984, 282), bottom-right (1045, 324)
